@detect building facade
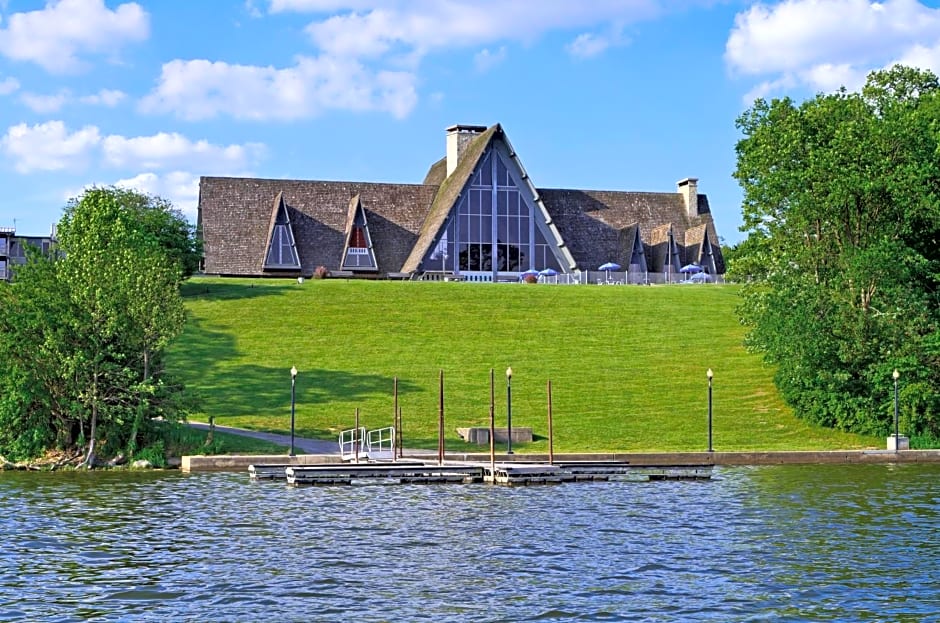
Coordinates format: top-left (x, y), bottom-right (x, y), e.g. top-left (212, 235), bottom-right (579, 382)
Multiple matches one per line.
top-left (0, 227), bottom-right (56, 282)
top-left (197, 124), bottom-right (725, 282)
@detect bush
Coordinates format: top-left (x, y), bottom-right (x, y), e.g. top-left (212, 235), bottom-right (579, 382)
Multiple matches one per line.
top-left (133, 440), bottom-right (167, 468)
top-left (313, 266), bottom-right (331, 279)
top-left (523, 274), bottom-right (538, 284)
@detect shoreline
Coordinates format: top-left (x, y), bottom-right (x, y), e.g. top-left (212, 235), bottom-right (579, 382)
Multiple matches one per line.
top-left (181, 448), bottom-right (940, 472)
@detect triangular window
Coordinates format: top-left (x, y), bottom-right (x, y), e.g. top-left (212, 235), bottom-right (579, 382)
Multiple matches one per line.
top-left (341, 196), bottom-right (378, 271)
top-left (698, 229), bottom-right (717, 276)
top-left (625, 228), bottom-right (647, 272)
top-left (421, 146), bottom-right (567, 277)
top-left (264, 195), bottom-right (301, 269)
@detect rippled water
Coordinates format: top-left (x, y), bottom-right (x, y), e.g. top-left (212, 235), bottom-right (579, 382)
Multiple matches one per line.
top-left (2, 464), bottom-right (939, 622)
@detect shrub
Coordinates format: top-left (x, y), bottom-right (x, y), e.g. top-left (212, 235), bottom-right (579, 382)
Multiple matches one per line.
top-left (523, 274), bottom-right (538, 284)
top-left (313, 266), bottom-right (331, 279)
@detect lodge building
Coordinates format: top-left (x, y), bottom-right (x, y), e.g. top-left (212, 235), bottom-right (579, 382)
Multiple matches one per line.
top-left (197, 123), bottom-right (725, 283)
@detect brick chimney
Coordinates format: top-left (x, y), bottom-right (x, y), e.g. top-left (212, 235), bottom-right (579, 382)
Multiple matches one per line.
top-left (677, 178), bottom-right (699, 218)
top-left (446, 124), bottom-right (487, 177)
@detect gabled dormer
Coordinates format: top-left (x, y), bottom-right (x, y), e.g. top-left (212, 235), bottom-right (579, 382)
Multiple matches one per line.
top-left (620, 224), bottom-right (647, 273)
top-left (341, 194), bottom-right (378, 271)
top-left (263, 192), bottom-right (301, 271)
top-left (403, 124), bottom-right (576, 279)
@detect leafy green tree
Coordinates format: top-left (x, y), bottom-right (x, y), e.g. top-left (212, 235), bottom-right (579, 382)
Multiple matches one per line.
top-left (733, 66), bottom-right (940, 438)
top-left (0, 187), bottom-right (192, 463)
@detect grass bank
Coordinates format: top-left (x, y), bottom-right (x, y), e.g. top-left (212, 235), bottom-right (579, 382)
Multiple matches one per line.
top-left (168, 278), bottom-right (878, 452)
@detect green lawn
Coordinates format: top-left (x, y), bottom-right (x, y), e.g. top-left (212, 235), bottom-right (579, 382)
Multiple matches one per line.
top-left (167, 277), bottom-right (879, 452)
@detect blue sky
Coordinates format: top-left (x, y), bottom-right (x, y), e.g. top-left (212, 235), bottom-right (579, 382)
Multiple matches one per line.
top-left (2, 0), bottom-right (940, 243)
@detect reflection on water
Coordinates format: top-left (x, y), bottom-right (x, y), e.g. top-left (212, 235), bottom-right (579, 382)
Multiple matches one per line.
top-left (1, 464), bottom-right (939, 622)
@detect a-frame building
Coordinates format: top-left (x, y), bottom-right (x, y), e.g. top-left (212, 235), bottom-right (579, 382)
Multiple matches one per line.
top-left (198, 123), bottom-right (725, 281)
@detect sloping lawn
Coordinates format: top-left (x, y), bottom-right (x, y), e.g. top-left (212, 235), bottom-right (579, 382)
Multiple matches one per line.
top-left (167, 278), bottom-right (878, 452)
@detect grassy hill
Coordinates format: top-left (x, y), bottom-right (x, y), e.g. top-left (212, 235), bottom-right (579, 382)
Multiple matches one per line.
top-left (168, 278), bottom-right (879, 452)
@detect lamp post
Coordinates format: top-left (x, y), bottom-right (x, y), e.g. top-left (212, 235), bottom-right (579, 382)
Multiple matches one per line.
top-left (706, 368), bottom-right (714, 453)
top-left (893, 369), bottom-right (900, 453)
top-left (506, 366), bottom-right (514, 455)
top-left (289, 365), bottom-right (297, 457)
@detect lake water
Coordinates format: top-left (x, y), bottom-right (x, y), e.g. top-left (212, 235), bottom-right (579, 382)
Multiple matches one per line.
top-left (2, 464), bottom-right (939, 622)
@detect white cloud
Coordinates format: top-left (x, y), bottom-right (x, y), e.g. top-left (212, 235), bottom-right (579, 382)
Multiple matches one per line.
top-left (0, 0), bottom-right (149, 74)
top-left (139, 56), bottom-right (417, 120)
top-left (1, 121), bottom-right (265, 180)
top-left (726, 0), bottom-right (940, 96)
top-left (141, 2), bottom-right (678, 121)
top-left (566, 33), bottom-right (612, 59)
top-left (20, 90), bottom-right (71, 113)
top-left (299, 2), bottom-right (657, 61)
top-left (894, 40), bottom-right (940, 70)
top-left (473, 46), bottom-right (506, 73)
top-left (102, 132), bottom-right (266, 170)
top-left (0, 75), bottom-right (19, 95)
top-left (1, 120), bottom-right (101, 173)
top-left (80, 89), bottom-right (126, 107)
top-left (113, 171), bottom-right (201, 220)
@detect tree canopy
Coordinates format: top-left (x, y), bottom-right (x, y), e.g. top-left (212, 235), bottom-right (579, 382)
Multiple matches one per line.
top-left (0, 187), bottom-right (195, 463)
top-left (732, 65), bottom-right (940, 438)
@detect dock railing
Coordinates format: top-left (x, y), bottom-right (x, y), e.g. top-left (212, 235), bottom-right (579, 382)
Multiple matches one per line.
top-left (339, 426), bottom-right (396, 462)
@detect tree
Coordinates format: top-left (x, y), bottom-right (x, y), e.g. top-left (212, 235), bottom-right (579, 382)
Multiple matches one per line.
top-left (733, 66), bottom-right (940, 437)
top-left (0, 187), bottom-right (192, 463)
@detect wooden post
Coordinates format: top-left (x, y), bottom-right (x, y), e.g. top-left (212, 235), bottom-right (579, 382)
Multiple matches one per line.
top-left (397, 406), bottom-right (403, 459)
top-left (547, 379), bottom-right (554, 465)
top-left (355, 407), bottom-right (360, 464)
top-left (438, 369), bottom-right (444, 466)
top-left (394, 376), bottom-right (400, 458)
top-left (489, 368), bottom-right (495, 480)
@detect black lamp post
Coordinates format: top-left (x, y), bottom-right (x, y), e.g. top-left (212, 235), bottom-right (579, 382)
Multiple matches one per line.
top-left (706, 368), bottom-right (714, 453)
top-left (289, 365), bottom-right (297, 457)
top-left (506, 366), bottom-right (514, 455)
top-left (893, 369), bottom-right (900, 453)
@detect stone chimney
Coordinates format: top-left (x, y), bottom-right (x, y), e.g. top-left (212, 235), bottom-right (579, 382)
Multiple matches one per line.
top-left (446, 124), bottom-right (487, 177)
top-left (677, 178), bottom-right (699, 217)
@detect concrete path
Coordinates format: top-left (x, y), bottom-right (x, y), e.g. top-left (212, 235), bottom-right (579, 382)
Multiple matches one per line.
top-left (188, 422), bottom-right (339, 454)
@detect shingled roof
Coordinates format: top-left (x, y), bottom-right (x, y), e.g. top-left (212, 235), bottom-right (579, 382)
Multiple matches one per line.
top-left (197, 123), bottom-right (726, 278)
top-left (199, 177), bottom-right (437, 276)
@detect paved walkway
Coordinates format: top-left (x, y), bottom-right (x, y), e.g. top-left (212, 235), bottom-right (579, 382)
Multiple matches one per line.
top-left (188, 422), bottom-right (339, 454)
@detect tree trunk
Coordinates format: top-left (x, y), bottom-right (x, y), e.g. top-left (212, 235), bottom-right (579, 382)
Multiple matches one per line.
top-left (82, 372), bottom-right (98, 468)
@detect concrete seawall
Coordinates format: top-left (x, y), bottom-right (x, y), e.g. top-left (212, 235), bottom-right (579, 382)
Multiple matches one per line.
top-left (182, 449), bottom-right (940, 473)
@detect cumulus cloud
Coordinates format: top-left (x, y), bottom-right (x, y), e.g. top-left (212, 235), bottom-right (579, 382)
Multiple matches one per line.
top-left (1, 120), bottom-right (101, 173)
top-left (726, 0), bottom-right (940, 98)
top-left (0, 0), bottom-right (149, 74)
top-left (567, 33), bottom-right (614, 59)
top-left (1, 121), bottom-right (265, 178)
top-left (20, 90), bottom-right (71, 113)
top-left (80, 89), bottom-right (126, 107)
top-left (298, 2), bottom-right (656, 61)
top-left (142, 1), bottom-right (684, 120)
top-left (102, 132), bottom-right (265, 170)
top-left (139, 56), bottom-right (417, 120)
top-left (113, 171), bottom-right (202, 220)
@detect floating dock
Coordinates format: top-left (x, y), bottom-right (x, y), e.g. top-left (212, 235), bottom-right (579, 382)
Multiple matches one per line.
top-left (249, 460), bottom-right (713, 486)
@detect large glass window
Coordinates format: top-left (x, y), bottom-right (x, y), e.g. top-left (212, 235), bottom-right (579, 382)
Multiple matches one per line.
top-left (427, 149), bottom-right (562, 274)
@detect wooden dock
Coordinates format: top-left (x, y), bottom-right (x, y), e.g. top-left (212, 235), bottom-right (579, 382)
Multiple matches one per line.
top-left (250, 460), bottom-right (712, 486)
top-left (286, 463), bottom-right (483, 486)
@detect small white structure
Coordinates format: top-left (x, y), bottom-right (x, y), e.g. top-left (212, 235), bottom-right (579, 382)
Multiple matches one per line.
top-left (887, 435), bottom-right (909, 451)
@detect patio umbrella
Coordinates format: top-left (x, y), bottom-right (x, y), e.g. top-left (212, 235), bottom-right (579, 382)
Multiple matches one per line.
top-left (539, 268), bottom-right (558, 284)
top-left (520, 268), bottom-right (540, 281)
top-left (598, 262), bottom-right (621, 282)
top-left (679, 263), bottom-right (702, 274)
